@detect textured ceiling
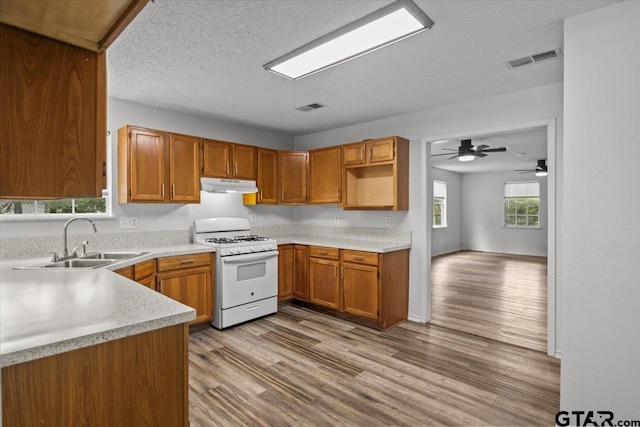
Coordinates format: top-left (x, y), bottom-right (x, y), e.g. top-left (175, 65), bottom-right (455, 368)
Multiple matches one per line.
top-left (108, 0), bottom-right (620, 136)
top-left (430, 127), bottom-right (547, 174)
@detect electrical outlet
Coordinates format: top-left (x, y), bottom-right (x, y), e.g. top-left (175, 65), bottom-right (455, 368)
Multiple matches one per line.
top-left (119, 216), bottom-right (138, 229)
top-left (249, 213), bottom-right (257, 224)
top-left (334, 215), bottom-right (340, 224)
top-left (385, 216), bottom-right (392, 227)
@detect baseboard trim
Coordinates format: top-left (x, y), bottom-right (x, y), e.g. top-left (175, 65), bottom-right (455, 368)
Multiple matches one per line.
top-left (407, 314), bottom-right (423, 323)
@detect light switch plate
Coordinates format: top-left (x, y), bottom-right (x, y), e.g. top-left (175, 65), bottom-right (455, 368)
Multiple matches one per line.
top-left (249, 213), bottom-right (257, 224)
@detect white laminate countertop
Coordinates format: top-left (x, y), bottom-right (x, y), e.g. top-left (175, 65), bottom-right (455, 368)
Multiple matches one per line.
top-left (0, 244), bottom-right (214, 367)
top-left (273, 235), bottom-right (411, 253)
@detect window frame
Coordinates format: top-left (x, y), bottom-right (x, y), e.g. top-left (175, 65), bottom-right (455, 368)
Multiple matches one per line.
top-left (433, 180), bottom-right (447, 228)
top-left (503, 181), bottom-right (540, 229)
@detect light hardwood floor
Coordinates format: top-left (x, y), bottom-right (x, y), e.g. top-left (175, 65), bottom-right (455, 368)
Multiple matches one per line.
top-left (188, 305), bottom-right (559, 426)
top-left (431, 251), bottom-right (548, 352)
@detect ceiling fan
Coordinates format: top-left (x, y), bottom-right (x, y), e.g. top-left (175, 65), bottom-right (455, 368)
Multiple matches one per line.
top-left (515, 159), bottom-right (548, 177)
top-left (432, 139), bottom-right (508, 162)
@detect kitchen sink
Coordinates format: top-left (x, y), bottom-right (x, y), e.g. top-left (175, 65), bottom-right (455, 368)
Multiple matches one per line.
top-left (84, 251), bottom-right (149, 260)
top-left (14, 252), bottom-right (149, 270)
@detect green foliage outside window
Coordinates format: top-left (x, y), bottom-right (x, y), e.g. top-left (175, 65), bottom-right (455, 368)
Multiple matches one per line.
top-left (0, 198), bottom-right (106, 215)
top-left (433, 198), bottom-right (444, 226)
top-left (505, 197), bottom-right (539, 227)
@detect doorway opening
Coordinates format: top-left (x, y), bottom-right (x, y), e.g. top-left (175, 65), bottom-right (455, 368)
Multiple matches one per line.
top-left (424, 119), bottom-right (556, 355)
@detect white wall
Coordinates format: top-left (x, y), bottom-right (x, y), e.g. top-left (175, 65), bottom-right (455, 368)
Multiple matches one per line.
top-left (294, 82), bottom-right (563, 334)
top-left (561, 1), bottom-right (640, 419)
top-left (0, 98), bottom-right (295, 238)
top-left (461, 171), bottom-right (548, 256)
top-left (431, 168), bottom-right (462, 256)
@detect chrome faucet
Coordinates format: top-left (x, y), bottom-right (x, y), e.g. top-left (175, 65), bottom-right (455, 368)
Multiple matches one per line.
top-left (62, 217), bottom-right (98, 259)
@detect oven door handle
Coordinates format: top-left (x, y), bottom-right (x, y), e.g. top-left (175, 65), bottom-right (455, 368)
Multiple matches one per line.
top-left (221, 251), bottom-right (279, 264)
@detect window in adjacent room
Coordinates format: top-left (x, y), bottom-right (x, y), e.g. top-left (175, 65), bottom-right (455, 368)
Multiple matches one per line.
top-left (433, 180), bottom-right (447, 227)
top-left (504, 181), bottom-right (540, 227)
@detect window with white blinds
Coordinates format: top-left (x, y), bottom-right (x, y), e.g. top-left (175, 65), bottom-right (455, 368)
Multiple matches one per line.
top-left (504, 181), bottom-right (540, 227)
top-left (433, 180), bottom-right (447, 227)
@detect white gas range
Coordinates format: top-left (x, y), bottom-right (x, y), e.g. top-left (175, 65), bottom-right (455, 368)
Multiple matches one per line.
top-left (192, 217), bottom-right (278, 329)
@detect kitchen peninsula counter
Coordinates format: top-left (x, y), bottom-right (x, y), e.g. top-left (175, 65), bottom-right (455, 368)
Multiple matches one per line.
top-left (0, 244), bottom-right (214, 367)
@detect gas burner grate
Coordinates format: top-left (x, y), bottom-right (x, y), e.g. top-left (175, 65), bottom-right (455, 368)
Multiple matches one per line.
top-left (234, 235), bottom-right (269, 242)
top-left (205, 237), bottom-right (239, 244)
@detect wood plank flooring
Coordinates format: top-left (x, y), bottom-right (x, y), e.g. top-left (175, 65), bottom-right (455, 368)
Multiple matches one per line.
top-left (188, 305), bottom-right (559, 426)
top-left (431, 251), bottom-right (547, 352)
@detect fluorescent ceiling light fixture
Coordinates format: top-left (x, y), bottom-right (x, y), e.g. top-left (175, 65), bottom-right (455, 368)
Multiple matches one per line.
top-left (264, 0), bottom-right (434, 80)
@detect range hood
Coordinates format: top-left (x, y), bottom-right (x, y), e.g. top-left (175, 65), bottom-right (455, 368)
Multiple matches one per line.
top-left (200, 177), bottom-right (258, 194)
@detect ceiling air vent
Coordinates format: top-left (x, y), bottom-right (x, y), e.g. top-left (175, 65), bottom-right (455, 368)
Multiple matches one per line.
top-left (506, 48), bottom-right (562, 69)
top-left (295, 102), bottom-right (325, 112)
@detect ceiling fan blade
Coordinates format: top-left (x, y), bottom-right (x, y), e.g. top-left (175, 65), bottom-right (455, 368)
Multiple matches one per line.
top-left (431, 153), bottom-right (455, 157)
top-left (519, 171), bottom-right (533, 174)
top-left (474, 144), bottom-right (489, 151)
top-left (440, 148), bottom-right (458, 151)
top-left (448, 155), bottom-right (459, 160)
top-left (480, 147), bottom-right (507, 152)
top-left (476, 152), bottom-right (487, 158)
top-left (515, 169), bottom-right (534, 172)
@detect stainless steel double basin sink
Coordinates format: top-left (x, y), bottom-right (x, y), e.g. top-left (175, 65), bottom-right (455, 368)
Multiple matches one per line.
top-left (16, 252), bottom-right (149, 270)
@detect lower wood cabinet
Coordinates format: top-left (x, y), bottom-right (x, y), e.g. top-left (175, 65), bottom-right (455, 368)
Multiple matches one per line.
top-left (309, 247), bottom-right (341, 310)
top-left (292, 245), bottom-right (309, 301)
top-left (115, 253), bottom-right (213, 326)
top-left (278, 244), bottom-right (294, 301)
top-left (157, 253), bottom-right (213, 326)
top-left (292, 245), bottom-right (409, 330)
top-left (2, 324), bottom-right (189, 426)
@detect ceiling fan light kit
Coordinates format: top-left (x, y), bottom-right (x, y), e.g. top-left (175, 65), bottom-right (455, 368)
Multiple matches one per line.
top-left (264, 0), bottom-right (434, 80)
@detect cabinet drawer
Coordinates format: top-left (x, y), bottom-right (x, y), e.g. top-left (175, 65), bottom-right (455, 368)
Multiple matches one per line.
top-left (134, 259), bottom-right (156, 280)
top-left (309, 246), bottom-right (340, 260)
top-left (342, 250), bottom-right (378, 266)
top-left (157, 253), bottom-right (212, 272)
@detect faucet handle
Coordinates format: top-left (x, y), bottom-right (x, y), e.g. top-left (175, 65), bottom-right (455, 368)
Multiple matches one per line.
top-left (49, 252), bottom-right (59, 262)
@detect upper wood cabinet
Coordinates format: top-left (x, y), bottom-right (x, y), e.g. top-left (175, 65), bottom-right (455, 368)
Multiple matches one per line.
top-left (0, 24), bottom-right (106, 199)
top-left (118, 126), bottom-right (200, 204)
top-left (256, 148), bottom-right (278, 204)
top-left (309, 146), bottom-right (342, 204)
top-left (202, 139), bottom-right (257, 180)
top-left (279, 151), bottom-right (308, 204)
top-left (343, 136), bottom-right (409, 211)
top-left (0, 0), bottom-right (148, 52)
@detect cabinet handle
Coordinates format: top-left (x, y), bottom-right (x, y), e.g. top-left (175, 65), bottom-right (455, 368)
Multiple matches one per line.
top-left (259, 189), bottom-right (262, 202)
top-left (161, 184), bottom-right (165, 199)
top-left (318, 250), bottom-right (328, 255)
top-left (180, 259), bottom-right (195, 264)
top-left (369, 147), bottom-right (373, 161)
top-left (341, 266), bottom-right (345, 279)
top-left (354, 256), bottom-right (364, 261)
top-left (172, 184), bottom-right (175, 198)
top-left (360, 148), bottom-right (365, 162)
top-left (235, 162), bottom-right (238, 175)
top-left (334, 265), bottom-right (338, 278)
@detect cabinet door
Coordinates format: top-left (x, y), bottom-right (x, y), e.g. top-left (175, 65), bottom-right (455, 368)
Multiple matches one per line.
top-left (0, 25), bottom-right (106, 199)
top-left (309, 258), bottom-right (340, 310)
top-left (202, 139), bottom-right (231, 178)
top-left (128, 127), bottom-right (166, 202)
top-left (279, 151), bottom-right (308, 203)
top-left (309, 146), bottom-right (341, 204)
top-left (169, 133), bottom-right (200, 203)
top-left (158, 267), bottom-right (212, 325)
top-left (293, 245), bottom-right (309, 301)
top-left (342, 262), bottom-right (379, 320)
top-left (257, 148), bottom-right (278, 204)
top-left (366, 138), bottom-right (395, 163)
top-left (342, 143), bottom-right (366, 166)
top-left (278, 245), bottom-right (294, 301)
top-left (232, 144), bottom-right (257, 180)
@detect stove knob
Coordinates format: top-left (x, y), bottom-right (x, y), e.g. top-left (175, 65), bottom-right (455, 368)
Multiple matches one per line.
top-left (262, 245), bottom-right (270, 251)
top-left (250, 246), bottom-right (256, 252)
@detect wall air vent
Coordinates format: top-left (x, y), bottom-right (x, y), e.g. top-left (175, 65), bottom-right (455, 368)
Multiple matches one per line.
top-left (506, 48), bottom-right (562, 69)
top-left (295, 102), bottom-right (325, 112)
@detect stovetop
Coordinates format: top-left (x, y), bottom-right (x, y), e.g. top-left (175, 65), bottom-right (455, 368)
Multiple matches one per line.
top-left (205, 235), bottom-right (270, 244)
top-left (192, 217), bottom-right (278, 256)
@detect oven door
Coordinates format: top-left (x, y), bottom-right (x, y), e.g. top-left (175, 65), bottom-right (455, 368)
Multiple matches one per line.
top-left (220, 250), bottom-right (278, 309)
